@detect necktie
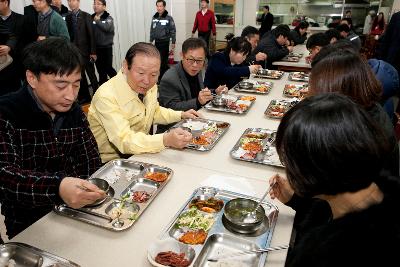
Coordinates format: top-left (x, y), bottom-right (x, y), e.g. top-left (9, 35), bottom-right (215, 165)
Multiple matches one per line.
top-left (138, 94), bottom-right (145, 102)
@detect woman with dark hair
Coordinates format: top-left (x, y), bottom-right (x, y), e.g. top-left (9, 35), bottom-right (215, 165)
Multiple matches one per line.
top-left (370, 12), bottom-right (385, 36)
top-left (309, 49), bottom-right (398, 176)
top-left (270, 93), bottom-right (400, 267)
top-left (204, 36), bottom-right (260, 90)
top-left (289, 21), bottom-right (309, 45)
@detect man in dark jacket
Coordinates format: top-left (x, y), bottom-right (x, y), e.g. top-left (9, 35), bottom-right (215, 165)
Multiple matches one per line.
top-left (150, 0), bottom-right (176, 80)
top-left (254, 25), bottom-right (293, 69)
top-left (0, 0), bottom-right (24, 95)
top-left (92, 0), bottom-right (116, 85)
top-left (51, 0), bottom-right (69, 16)
top-left (159, 38), bottom-right (212, 112)
top-left (257, 5), bottom-right (274, 38)
top-left (66, 0), bottom-right (98, 104)
top-left (377, 11), bottom-right (400, 76)
top-left (0, 38), bottom-right (104, 238)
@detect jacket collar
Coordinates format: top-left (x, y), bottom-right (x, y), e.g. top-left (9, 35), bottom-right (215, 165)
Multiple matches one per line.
top-left (91, 10), bottom-right (110, 20)
top-left (153, 10), bottom-right (168, 18)
top-left (113, 70), bottom-right (157, 107)
top-left (176, 61), bottom-right (204, 90)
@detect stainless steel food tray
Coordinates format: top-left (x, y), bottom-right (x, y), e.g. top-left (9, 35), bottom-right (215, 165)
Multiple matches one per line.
top-left (54, 159), bottom-right (173, 231)
top-left (253, 69), bottom-right (284, 80)
top-left (230, 128), bottom-right (283, 168)
top-left (203, 94), bottom-right (256, 114)
top-left (0, 242), bottom-right (80, 266)
top-left (281, 55), bottom-right (300, 62)
top-left (264, 99), bottom-right (298, 119)
top-left (171, 118), bottom-right (230, 151)
top-left (232, 80), bottom-right (273, 94)
top-left (158, 187), bottom-right (279, 267)
top-left (283, 83), bottom-right (309, 98)
top-left (288, 71), bottom-right (309, 82)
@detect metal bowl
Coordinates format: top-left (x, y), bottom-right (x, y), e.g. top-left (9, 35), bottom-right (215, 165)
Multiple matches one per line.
top-left (223, 198), bottom-right (266, 233)
top-left (85, 178), bottom-right (110, 207)
top-left (257, 69), bottom-right (269, 76)
top-left (212, 96), bottom-right (226, 106)
top-left (238, 81), bottom-right (254, 89)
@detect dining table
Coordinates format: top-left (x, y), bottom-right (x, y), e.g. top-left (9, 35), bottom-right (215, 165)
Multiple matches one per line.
top-left (11, 71), bottom-right (308, 267)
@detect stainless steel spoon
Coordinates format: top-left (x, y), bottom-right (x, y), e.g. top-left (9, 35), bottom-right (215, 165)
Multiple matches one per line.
top-left (243, 181), bottom-right (276, 223)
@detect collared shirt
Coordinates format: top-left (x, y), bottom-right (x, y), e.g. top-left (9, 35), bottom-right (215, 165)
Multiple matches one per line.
top-left (37, 8), bottom-right (54, 36)
top-left (88, 70), bottom-right (182, 162)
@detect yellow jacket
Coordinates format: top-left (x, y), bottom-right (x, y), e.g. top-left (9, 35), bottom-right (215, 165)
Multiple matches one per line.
top-left (88, 70), bottom-right (182, 162)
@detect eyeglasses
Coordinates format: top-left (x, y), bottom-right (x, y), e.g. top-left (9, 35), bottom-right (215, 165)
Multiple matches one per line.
top-left (184, 57), bottom-right (205, 65)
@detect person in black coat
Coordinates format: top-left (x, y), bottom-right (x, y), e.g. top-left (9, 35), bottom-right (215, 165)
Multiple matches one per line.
top-left (66, 0), bottom-right (99, 104)
top-left (377, 11), bottom-right (400, 76)
top-left (253, 25), bottom-right (293, 69)
top-left (269, 93), bottom-right (400, 267)
top-left (257, 5), bottom-right (273, 39)
top-left (51, 0), bottom-right (69, 16)
top-left (204, 36), bottom-right (260, 90)
top-left (289, 20), bottom-right (309, 45)
top-left (0, 0), bottom-right (24, 95)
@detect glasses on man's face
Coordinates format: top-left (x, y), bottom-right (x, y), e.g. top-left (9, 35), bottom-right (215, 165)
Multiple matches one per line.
top-left (184, 57), bottom-right (205, 66)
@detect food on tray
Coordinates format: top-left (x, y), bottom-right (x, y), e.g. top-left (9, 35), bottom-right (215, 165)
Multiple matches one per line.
top-left (290, 72), bottom-right (309, 81)
top-left (144, 171), bottom-right (168, 182)
top-left (244, 132), bottom-right (268, 139)
top-left (155, 251), bottom-right (190, 267)
top-left (178, 229), bottom-right (207, 245)
top-left (189, 197), bottom-right (224, 213)
top-left (131, 190), bottom-right (151, 203)
top-left (181, 120), bottom-right (207, 131)
top-left (216, 122), bottom-right (229, 128)
top-left (176, 207), bottom-right (214, 231)
top-left (109, 203), bottom-right (137, 221)
top-left (266, 102), bottom-right (288, 118)
top-left (284, 84), bottom-right (309, 98)
top-left (239, 96), bottom-right (256, 101)
top-left (242, 141), bottom-right (262, 153)
top-left (192, 135), bottom-right (210, 146)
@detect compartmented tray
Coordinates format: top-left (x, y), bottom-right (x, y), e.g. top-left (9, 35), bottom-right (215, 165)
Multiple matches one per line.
top-left (253, 69), bottom-right (284, 80)
top-left (149, 187), bottom-right (279, 267)
top-left (283, 83), bottom-right (309, 98)
top-left (54, 159), bottom-right (173, 231)
top-left (170, 118), bottom-right (230, 151)
top-left (232, 79), bottom-right (273, 94)
top-left (203, 94), bottom-right (256, 114)
top-left (265, 99), bottom-right (299, 119)
top-left (230, 128), bottom-right (283, 168)
top-left (281, 55), bottom-right (300, 62)
top-left (0, 242), bottom-right (80, 267)
top-left (288, 72), bottom-right (309, 82)
top-left (289, 52), bottom-right (303, 58)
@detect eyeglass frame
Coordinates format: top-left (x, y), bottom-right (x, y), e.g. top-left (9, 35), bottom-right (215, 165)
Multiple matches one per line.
top-left (183, 56), bottom-right (205, 66)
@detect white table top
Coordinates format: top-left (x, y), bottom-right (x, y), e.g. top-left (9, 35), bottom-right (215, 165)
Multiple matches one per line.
top-left (11, 72), bottom-right (304, 267)
top-left (273, 45), bottom-right (311, 69)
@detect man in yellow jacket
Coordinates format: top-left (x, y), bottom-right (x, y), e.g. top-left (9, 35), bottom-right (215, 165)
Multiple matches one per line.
top-left (88, 42), bottom-right (200, 162)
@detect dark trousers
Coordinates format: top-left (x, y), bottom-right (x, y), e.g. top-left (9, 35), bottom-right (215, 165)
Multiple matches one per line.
top-left (95, 46), bottom-right (117, 86)
top-left (78, 57), bottom-right (99, 104)
top-left (198, 31), bottom-right (211, 58)
top-left (155, 40), bottom-right (170, 80)
top-left (0, 63), bottom-right (22, 96)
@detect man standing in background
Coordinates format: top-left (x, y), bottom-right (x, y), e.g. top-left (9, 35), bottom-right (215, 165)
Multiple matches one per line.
top-left (192, 0), bottom-right (216, 58)
top-left (257, 5), bottom-right (273, 39)
top-left (363, 10), bottom-right (376, 35)
top-left (66, 0), bottom-right (98, 104)
top-left (0, 0), bottom-right (24, 95)
top-left (51, 0), bottom-right (68, 17)
top-left (150, 0), bottom-right (176, 80)
top-left (92, 0), bottom-right (116, 86)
